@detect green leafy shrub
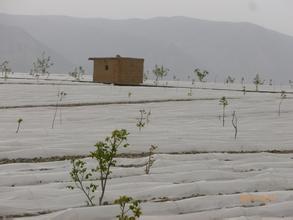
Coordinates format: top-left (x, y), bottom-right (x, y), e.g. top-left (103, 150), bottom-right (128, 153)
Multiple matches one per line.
top-left (152, 65), bottom-right (169, 85)
top-left (114, 196), bottom-right (142, 220)
top-left (194, 68), bottom-right (209, 82)
top-left (68, 129), bottom-right (130, 206)
top-left (67, 159), bottom-right (97, 206)
top-left (91, 129), bottom-right (129, 205)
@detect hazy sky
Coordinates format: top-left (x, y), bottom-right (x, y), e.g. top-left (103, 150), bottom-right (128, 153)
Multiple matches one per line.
top-left (0, 0), bottom-right (293, 36)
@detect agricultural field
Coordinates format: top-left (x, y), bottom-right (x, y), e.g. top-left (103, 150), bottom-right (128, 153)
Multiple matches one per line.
top-left (1, 74), bottom-right (293, 220)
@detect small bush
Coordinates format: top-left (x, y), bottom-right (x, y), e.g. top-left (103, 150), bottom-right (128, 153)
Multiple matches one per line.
top-left (114, 195), bottom-right (142, 220)
top-left (136, 109), bottom-right (147, 131)
top-left (68, 130), bottom-right (130, 206)
top-left (69, 66), bottom-right (85, 81)
top-left (67, 159), bottom-right (97, 206)
top-left (219, 96), bottom-right (228, 127)
top-left (0, 60), bottom-right (13, 80)
top-left (152, 65), bottom-right (169, 85)
top-left (30, 52), bottom-right (53, 79)
top-left (145, 145), bottom-right (158, 174)
top-left (91, 129), bottom-right (129, 205)
top-left (194, 68), bottom-right (209, 82)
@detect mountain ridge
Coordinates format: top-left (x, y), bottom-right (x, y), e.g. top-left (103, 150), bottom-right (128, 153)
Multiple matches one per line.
top-left (0, 13), bottom-right (293, 83)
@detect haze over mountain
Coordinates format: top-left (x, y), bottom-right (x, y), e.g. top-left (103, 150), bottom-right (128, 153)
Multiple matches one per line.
top-left (1, 13), bottom-right (293, 83)
top-left (0, 23), bottom-right (72, 74)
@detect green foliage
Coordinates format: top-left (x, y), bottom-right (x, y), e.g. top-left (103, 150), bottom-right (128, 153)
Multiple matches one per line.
top-left (114, 196), bottom-right (142, 220)
top-left (136, 109), bottom-right (146, 131)
top-left (152, 65), bottom-right (169, 85)
top-left (91, 129), bottom-right (129, 205)
top-left (253, 74), bottom-right (264, 91)
top-left (187, 88), bottom-right (192, 96)
top-left (67, 159), bottom-right (97, 206)
top-left (219, 96), bottom-right (228, 127)
top-left (194, 68), bottom-right (209, 82)
top-left (143, 71), bottom-right (150, 81)
top-left (145, 145), bottom-right (158, 174)
top-left (30, 52), bottom-right (54, 79)
top-left (128, 92), bottom-right (132, 100)
top-left (69, 66), bottom-right (85, 81)
top-left (0, 60), bottom-right (13, 80)
top-left (219, 96), bottom-right (228, 107)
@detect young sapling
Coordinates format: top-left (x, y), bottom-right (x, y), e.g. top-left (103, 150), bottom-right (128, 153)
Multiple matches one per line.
top-left (69, 66), bottom-right (85, 81)
top-left (219, 96), bottom-right (228, 127)
top-left (143, 70), bottom-right (150, 81)
top-left (232, 111), bottom-right (238, 140)
top-left (242, 86), bottom-right (246, 95)
top-left (278, 90), bottom-right (286, 116)
top-left (0, 61), bottom-right (13, 80)
top-left (289, 80), bottom-right (293, 89)
top-left (136, 109), bottom-right (147, 131)
top-left (30, 52), bottom-right (54, 79)
top-left (91, 129), bottom-right (129, 205)
top-left (146, 110), bottom-right (151, 125)
top-left (225, 76), bottom-right (235, 85)
top-left (253, 74), bottom-right (264, 91)
top-left (128, 92), bottom-right (132, 101)
top-left (152, 64), bottom-right (169, 86)
top-left (145, 145), bottom-right (158, 174)
top-left (16, 118), bottom-right (23, 133)
top-left (52, 90), bottom-right (67, 128)
top-left (187, 88), bottom-right (192, 96)
top-left (241, 77), bottom-right (245, 86)
top-left (114, 196), bottom-right (142, 220)
top-left (194, 68), bottom-right (209, 82)
top-left (67, 159), bottom-right (97, 206)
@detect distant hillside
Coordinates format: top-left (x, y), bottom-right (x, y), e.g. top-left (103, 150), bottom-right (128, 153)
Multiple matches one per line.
top-left (1, 14), bottom-right (293, 83)
top-left (0, 24), bottom-right (72, 73)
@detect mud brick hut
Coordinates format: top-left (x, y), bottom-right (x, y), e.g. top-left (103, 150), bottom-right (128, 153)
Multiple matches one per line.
top-left (89, 56), bottom-right (144, 85)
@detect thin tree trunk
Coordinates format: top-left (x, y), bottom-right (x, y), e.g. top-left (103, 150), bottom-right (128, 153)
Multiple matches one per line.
top-left (52, 100), bottom-right (59, 129)
top-left (16, 123), bottom-right (20, 133)
top-left (232, 111), bottom-right (238, 140)
top-left (222, 106), bottom-right (225, 127)
top-left (278, 100), bottom-right (283, 116)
